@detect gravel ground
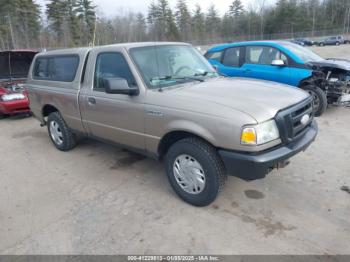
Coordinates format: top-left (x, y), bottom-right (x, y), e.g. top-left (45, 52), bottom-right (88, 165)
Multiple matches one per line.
top-left (0, 45), bottom-right (350, 255)
top-left (310, 44), bottom-right (350, 59)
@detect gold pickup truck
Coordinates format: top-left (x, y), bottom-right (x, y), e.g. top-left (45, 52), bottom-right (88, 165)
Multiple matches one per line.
top-left (26, 42), bottom-right (317, 206)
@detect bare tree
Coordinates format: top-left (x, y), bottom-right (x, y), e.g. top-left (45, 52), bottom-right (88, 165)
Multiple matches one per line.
top-left (254, 0), bottom-right (266, 39)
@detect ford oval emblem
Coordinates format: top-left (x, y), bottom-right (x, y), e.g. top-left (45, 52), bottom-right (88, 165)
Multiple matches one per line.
top-left (301, 114), bottom-right (310, 125)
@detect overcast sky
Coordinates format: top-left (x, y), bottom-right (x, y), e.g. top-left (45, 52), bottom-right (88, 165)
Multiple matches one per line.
top-left (38, 0), bottom-right (276, 17)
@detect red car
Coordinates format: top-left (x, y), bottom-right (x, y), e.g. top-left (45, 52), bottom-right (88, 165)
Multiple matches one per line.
top-left (0, 50), bottom-right (37, 118)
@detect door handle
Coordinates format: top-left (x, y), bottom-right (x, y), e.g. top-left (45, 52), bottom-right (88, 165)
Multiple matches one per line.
top-left (88, 97), bottom-right (96, 105)
top-left (244, 69), bottom-right (252, 73)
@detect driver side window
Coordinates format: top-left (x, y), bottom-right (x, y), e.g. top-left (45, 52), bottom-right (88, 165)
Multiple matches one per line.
top-left (246, 46), bottom-right (288, 65)
top-left (94, 52), bottom-right (137, 91)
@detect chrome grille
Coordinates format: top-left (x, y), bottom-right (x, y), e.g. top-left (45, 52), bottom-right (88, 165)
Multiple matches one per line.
top-left (275, 97), bottom-right (314, 143)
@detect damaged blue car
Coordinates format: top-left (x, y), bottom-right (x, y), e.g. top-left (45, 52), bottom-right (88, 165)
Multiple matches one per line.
top-left (205, 41), bottom-right (350, 116)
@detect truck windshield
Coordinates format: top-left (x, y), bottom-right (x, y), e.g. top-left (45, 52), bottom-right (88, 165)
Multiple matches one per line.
top-left (280, 42), bottom-right (323, 63)
top-left (130, 45), bottom-right (217, 89)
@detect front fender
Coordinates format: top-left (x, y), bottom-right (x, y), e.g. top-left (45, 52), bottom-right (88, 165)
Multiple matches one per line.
top-left (290, 68), bottom-right (313, 87)
top-left (298, 70), bottom-right (327, 90)
top-left (164, 120), bottom-right (217, 146)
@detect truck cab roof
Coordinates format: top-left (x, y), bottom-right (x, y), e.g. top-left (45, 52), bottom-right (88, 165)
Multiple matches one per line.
top-left (36, 42), bottom-right (190, 57)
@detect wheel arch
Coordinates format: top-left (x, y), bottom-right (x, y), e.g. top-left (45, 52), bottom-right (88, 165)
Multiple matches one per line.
top-left (40, 104), bottom-right (60, 125)
top-left (42, 104), bottom-right (59, 118)
top-left (298, 75), bottom-right (326, 92)
top-left (158, 130), bottom-right (215, 160)
top-left (299, 78), bottom-right (313, 88)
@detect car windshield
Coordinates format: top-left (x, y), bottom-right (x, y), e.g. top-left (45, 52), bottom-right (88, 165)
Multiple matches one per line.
top-left (130, 45), bottom-right (217, 89)
top-left (280, 42), bottom-right (323, 62)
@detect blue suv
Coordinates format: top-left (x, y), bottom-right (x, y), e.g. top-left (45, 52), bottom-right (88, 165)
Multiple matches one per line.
top-left (205, 41), bottom-right (334, 116)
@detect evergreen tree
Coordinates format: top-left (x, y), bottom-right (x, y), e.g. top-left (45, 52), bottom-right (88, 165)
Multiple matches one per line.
top-left (147, 1), bottom-right (161, 40)
top-left (2, 0), bottom-right (350, 50)
top-left (147, 0), bottom-right (179, 41)
top-left (75, 0), bottom-right (96, 45)
top-left (175, 0), bottom-right (192, 41)
top-left (46, 0), bottom-right (67, 41)
top-left (47, 0), bottom-right (83, 47)
top-left (205, 4), bottom-right (221, 39)
top-left (167, 11), bottom-right (180, 41)
top-left (18, 0), bottom-right (41, 48)
top-left (0, 0), bottom-right (40, 49)
top-left (135, 13), bottom-right (147, 41)
top-left (221, 13), bottom-right (234, 39)
top-left (192, 4), bottom-right (205, 43)
top-left (67, 0), bottom-right (81, 46)
top-left (229, 0), bottom-right (244, 17)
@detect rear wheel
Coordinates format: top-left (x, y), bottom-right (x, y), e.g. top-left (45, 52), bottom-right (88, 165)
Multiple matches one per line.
top-left (336, 42), bottom-right (340, 46)
top-left (47, 112), bottom-right (77, 151)
top-left (165, 137), bottom-right (227, 206)
top-left (302, 85), bottom-right (327, 117)
top-left (319, 43), bottom-right (324, 46)
top-left (0, 112), bottom-right (5, 119)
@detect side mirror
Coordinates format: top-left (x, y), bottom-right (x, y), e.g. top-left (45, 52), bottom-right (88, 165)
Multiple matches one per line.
top-left (103, 78), bottom-right (139, 96)
top-left (271, 59), bottom-right (285, 66)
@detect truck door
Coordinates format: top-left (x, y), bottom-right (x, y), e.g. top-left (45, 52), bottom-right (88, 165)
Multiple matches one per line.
top-left (79, 48), bottom-right (145, 150)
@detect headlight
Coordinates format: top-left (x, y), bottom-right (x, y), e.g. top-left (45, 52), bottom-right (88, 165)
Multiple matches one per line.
top-left (241, 119), bottom-right (279, 145)
top-left (1, 93), bottom-right (26, 102)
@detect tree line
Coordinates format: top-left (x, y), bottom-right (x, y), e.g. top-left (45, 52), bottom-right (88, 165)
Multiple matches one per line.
top-left (1, 0), bottom-right (350, 50)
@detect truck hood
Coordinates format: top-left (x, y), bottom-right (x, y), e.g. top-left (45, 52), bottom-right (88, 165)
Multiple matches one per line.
top-left (171, 77), bottom-right (309, 123)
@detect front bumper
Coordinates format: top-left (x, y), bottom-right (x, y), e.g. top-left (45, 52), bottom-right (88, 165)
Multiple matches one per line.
top-left (339, 93), bottom-right (350, 106)
top-left (0, 99), bottom-right (30, 115)
top-left (218, 120), bottom-right (318, 181)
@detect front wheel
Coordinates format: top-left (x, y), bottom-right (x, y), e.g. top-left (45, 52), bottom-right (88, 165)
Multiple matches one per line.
top-left (165, 137), bottom-right (227, 206)
top-left (47, 112), bottom-right (77, 151)
top-left (302, 85), bottom-right (327, 117)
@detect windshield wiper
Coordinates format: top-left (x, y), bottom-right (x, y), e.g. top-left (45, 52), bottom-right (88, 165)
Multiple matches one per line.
top-left (194, 71), bottom-right (209, 77)
top-left (151, 75), bottom-right (205, 83)
top-left (151, 75), bottom-right (206, 92)
top-left (175, 76), bottom-right (205, 82)
top-left (165, 75), bottom-right (205, 82)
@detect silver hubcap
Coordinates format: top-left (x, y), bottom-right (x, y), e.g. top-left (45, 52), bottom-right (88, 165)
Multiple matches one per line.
top-left (49, 121), bottom-right (63, 145)
top-left (173, 154), bottom-right (206, 194)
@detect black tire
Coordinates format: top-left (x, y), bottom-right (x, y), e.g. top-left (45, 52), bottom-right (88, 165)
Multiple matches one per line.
top-left (0, 112), bottom-right (6, 119)
top-left (302, 85), bottom-right (327, 117)
top-left (165, 137), bottom-right (227, 207)
top-left (47, 112), bottom-right (77, 151)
